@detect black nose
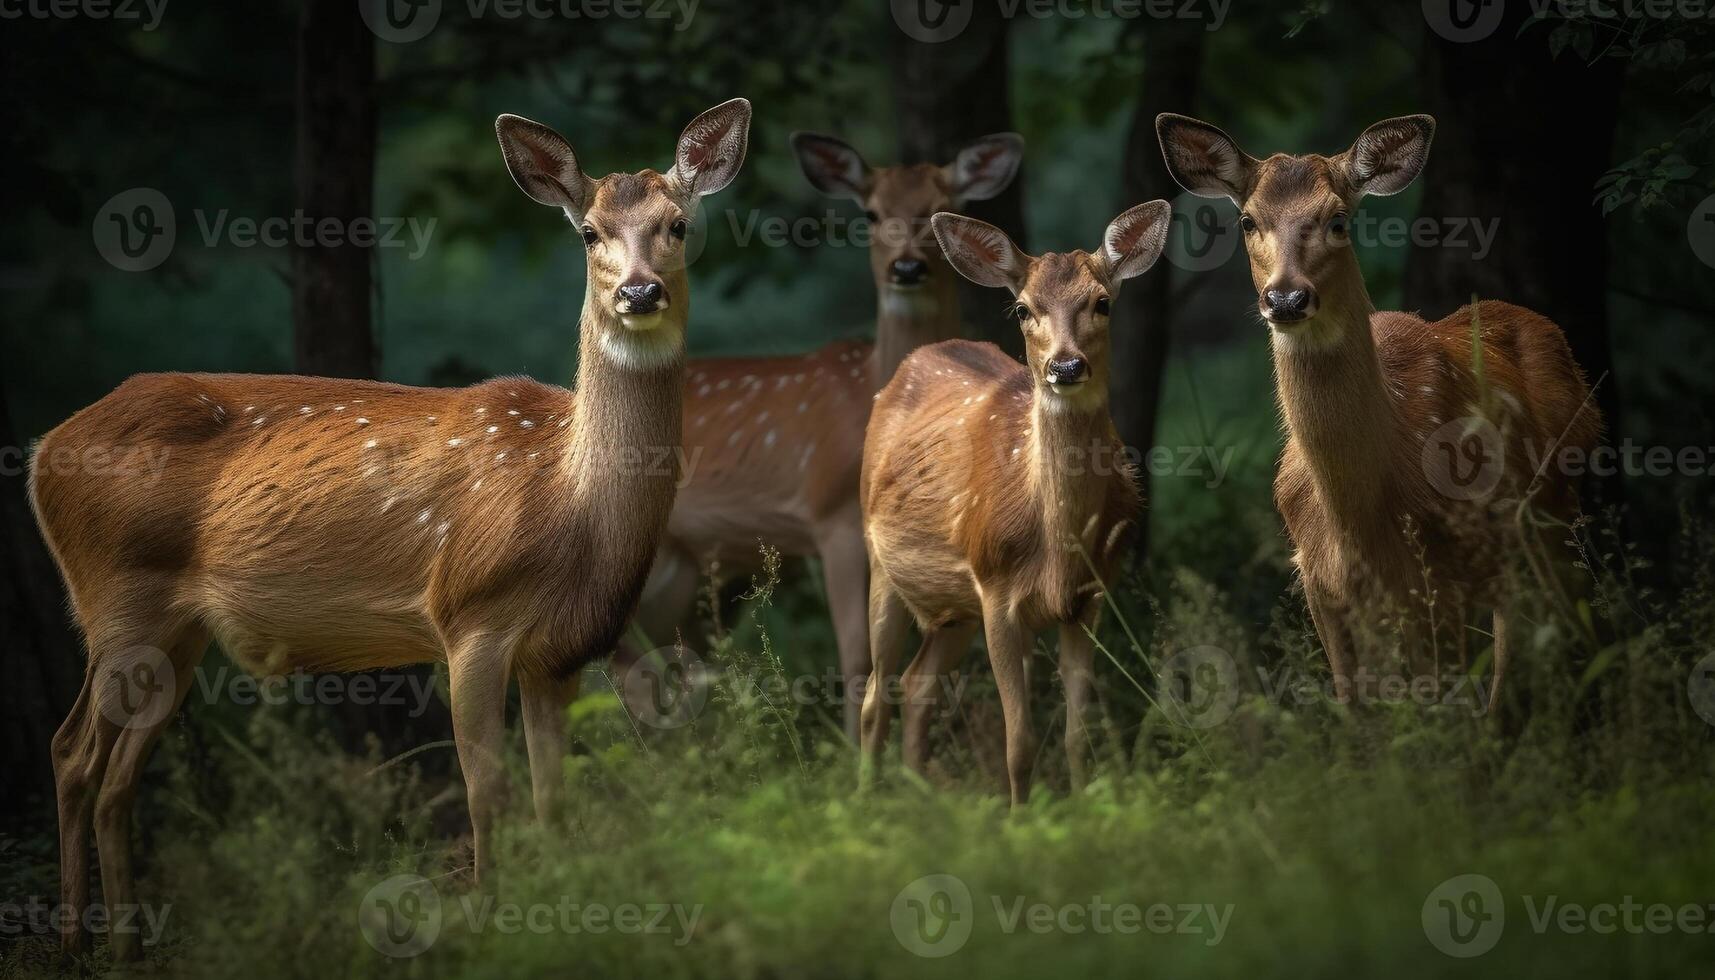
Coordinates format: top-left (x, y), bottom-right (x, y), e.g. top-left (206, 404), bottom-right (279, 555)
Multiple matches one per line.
top-left (890, 259), bottom-right (929, 286)
top-left (1263, 288), bottom-right (1312, 319)
top-left (1047, 357), bottom-right (1089, 385)
top-left (618, 282), bottom-right (663, 313)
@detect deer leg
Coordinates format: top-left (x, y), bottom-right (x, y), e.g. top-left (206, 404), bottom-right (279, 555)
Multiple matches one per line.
top-left (52, 670), bottom-right (100, 963)
top-left (982, 607), bottom-right (1036, 806)
top-left (447, 637), bottom-right (513, 887)
top-left (1058, 606), bottom-right (1101, 794)
top-left (93, 629), bottom-right (207, 964)
top-left (1307, 590), bottom-right (1357, 703)
top-left (816, 518), bottom-right (871, 740)
top-left (900, 622), bottom-right (977, 778)
top-left (519, 670), bottom-right (581, 826)
top-left (859, 570), bottom-right (910, 788)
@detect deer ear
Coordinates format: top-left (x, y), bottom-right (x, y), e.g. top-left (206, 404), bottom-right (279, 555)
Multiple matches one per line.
top-left (1156, 113), bottom-right (1256, 205)
top-left (791, 133), bottom-right (871, 201)
top-left (946, 133), bottom-right (1025, 204)
top-left (1099, 200), bottom-right (1171, 283)
top-left (931, 212), bottom-right (1028, 291)
top-left (1340, 115), bottom-right (1435, 197)
top-left (672, 98), bottom-right (751, 199)
top-left (496, 114), bottom-right (591, 216)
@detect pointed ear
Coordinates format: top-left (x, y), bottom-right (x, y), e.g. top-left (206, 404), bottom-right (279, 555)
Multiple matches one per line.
top-left (1156, 113), bottom-right (1257, 205)
top-left (1339, 115), bottom-right (1435, 197)
top-left (791, 132), bottom-right (872, 201)
top-left (931, 212), bottom-right (1029, 291)
top-left (672, 98), bottom-right (752, 199)
top-left (1099, 200), bottom-right (1171, 283)
top-left (496, 114), bottom-right (591, 216)
top-left (945, 133), bottom-right (1025, 204)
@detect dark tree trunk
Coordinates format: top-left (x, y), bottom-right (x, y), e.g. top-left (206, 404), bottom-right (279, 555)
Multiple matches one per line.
top-left (292, 1), bottom-right (451, 760)
top-left (294, 0), bottom-right (378, 379)
top-left (1111, 22), bottom-right (1207, 562)
top-left (888, 0), bottom-right (1026, 354)
top-left (0, 389), bottom-right (82, 816)
top-left (1404, 8), bottom-right (1625, 510)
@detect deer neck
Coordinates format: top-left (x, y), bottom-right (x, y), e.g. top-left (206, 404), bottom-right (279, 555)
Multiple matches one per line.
top-left (1270, 276), bottom-right (1397, 517)
top-left (1028, 390), bottom-right (1114, 596)
top-left (870, 276), bottom-right (960, 389)
top-left (563, 298), bottom-right (686, 523)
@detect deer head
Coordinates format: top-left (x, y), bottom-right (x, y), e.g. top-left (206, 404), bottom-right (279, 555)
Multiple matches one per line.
top-left (792, 132), bottom-right (1024, 302)
top-left (496, 98), bottom-right (752, 368)
top-left (1157, 113), bottom-right (1434, 346)
top-left (931, 201), bottom-right (1171, 411)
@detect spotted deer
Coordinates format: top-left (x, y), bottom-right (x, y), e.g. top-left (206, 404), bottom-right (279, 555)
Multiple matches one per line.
top-left (859, 202), bottom-right (1167, 802)
top-left (634, 132), bottom-right (1024, 736)
top-left (1156, 113), bottom-right (1600, 708)
top-left (30, 99), bottom-right (750, 962)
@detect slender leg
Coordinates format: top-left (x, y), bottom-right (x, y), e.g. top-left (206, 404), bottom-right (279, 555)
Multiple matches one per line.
top-left (859, 569), bottom-right (910, 788)
top-left (817, 517), bottom-right (872, 740)
top-left (447, 636), bottom-right (513, 886)
top-left (93, 630), bottom-right (207, 963)
top-left (519, 670), bottom-right (581, 825)
top-left (1307, 590), bottom-right (1357, 703)
top-left (900, 622), bottom-right (976, 777)
top-left (52, 670), bottom-right (100, 963)
top-left (981, 604), bottom-right (1036, 806)
top-left (1058, 605), bottom-right (1101, 793)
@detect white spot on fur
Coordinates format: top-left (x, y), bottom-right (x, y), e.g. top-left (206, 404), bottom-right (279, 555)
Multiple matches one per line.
top-left (520, 420), bottom-right (534, 428)
top-left (448, 438), bottom-right (463, 447)
top-left (364, 439), bottom-right (378, 449)
top-left (487, 425), bottom-right (499, 434)
top-left (764, 430), bottom-right (776, 449)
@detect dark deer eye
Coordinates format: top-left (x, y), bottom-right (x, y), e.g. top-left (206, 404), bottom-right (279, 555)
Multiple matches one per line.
top-left (581, 226), bottom-right (599, 248)
top-left (670, 218), bottom-right (689, 240)
top-left (1239, 213), bottom-right (1257, 234)
top-left (1012, 304), bottom-right (1033, 323)
top-left (1329, 213), bottom-right (1349, 237)
top-left (1094, 296), bottom-right (1111, 317)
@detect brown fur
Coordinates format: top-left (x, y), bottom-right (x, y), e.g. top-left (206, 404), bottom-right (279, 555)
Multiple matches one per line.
top-left (1158, 113), bottom-right (1601, 703)
top-left (861, 203), bottom-right (1166, 802)
top-left (31, 100), bottom-right (750, 963)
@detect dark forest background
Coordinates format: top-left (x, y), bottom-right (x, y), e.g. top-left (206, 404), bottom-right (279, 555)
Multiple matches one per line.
top-left (3, 0), bottom-right (1712, 815)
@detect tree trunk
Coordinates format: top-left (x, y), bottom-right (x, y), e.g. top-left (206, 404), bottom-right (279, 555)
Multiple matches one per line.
top-left (0, 388), bottom-right (82, 816)
top-left (1111, 22), bottom-right (1207, 562)
top-left (295, 0), bottom-right (378, 379)
top-left (888, 0), bottom-right (1026, 354)
top-left (1404, 9), bottom-right (1624, 510)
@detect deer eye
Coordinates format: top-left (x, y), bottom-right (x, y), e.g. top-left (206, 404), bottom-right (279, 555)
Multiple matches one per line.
top-left (670, 218), bottom-right (689, 240)
top-left (1094, 296), bottom-right (1111, 317)
top-left (1239, 213), bottom-right (1257, 234)
top-left (864, 209), bottom-right (880, 224)
top-left (1012, 304), bottom-right (1033, 323)
top-left (1328, 212), bottom-right (1349, 237)
top-left (581, 226), bottom-right (600, 248)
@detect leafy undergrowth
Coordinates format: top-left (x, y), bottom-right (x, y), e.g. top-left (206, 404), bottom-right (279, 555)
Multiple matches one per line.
top-left (5, 515), bottom-right (1714, 979)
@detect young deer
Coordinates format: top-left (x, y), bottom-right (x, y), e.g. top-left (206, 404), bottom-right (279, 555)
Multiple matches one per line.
top-left (30, 98), bottom-right (750, 962)
top-left (859, 202), bottom-right (1169, 802)
top-left (1156, 113), bottom-right (1600, 706)
top-left (634, 132), bottom-right (1023, 735)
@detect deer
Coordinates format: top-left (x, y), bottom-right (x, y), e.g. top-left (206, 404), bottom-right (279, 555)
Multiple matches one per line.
top-left (632, 131), bottom-right (1024, 736)
top-left (1155, 113), bottom-right (1601, 711)
top-left (858, 201), bottom-right (1169, 803)
top-left (29, 98), bottom-right (750, 964)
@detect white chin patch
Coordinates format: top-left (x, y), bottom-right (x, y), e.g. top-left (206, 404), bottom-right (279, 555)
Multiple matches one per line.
top-left (880, 289), bottom-right (939, 318)
top-left (600, 323), bottom-right (682, 371)
top-left (1269, 316), bottom-right (1342, 354)
top-left (1040, 381), bottom-right (1103, 411)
